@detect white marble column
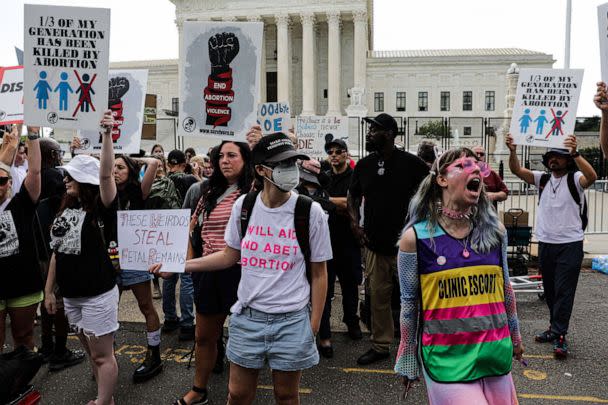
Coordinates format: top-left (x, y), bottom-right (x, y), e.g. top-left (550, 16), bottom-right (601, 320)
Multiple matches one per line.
top-left (326, 11), bottom-right (341, 116)
top-left (346, 10), bottom-right (368, 117)
top-left (300, 12), bottom-right (316, 116)
top-left (248, 15), bottom-right (266, 103)
top-left (176, 18), bottom-right (184, 113)
top-left (275, 14), bottom-right (290, 103)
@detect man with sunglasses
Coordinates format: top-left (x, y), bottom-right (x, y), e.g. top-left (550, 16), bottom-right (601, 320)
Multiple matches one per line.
top-left (348, 113), bottom-right (429, 365)
top-left (507, 134), bottom-right (597, 358)
top-left (472, 145), bottom-right (508, 209)
top-left (317, 139), bottom-right (363, 358)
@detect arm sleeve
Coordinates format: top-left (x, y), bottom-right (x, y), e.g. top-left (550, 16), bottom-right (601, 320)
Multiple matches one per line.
top-left (308, 202), bottom-right (333, 263)
top-left (501, 231), bottom-right (522, 347)
top-left (224, 195), bottom-right (245, 251)
top-left (394, 250), bottom-right (421, 379)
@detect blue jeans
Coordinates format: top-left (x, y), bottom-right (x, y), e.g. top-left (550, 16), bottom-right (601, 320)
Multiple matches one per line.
top-left (162, 273), bottom-right (194, 328)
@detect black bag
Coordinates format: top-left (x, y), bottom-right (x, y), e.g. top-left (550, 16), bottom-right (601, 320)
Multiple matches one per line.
top-left (0, 346), bottom-right (43, 404)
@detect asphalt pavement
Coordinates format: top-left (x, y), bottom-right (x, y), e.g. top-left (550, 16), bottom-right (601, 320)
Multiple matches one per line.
top-left (7, 270), bottom-right (608, 404)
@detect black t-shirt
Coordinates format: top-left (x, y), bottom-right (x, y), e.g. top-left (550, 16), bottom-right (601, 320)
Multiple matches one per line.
top-left (169, 172), bottom-right (198, 205)
top-left (36, 167), bottom-right (66, 256)
top-left (51, 197), bottom-right (118, 298)
top-left (326, 166), bottom-right (357, 254)
top-left (349, 149), bottom-right (429, 255)
top-left (0, 185), bottom-right (44, 299)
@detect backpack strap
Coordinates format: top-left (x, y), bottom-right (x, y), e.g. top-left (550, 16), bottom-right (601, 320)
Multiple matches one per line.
top-left (566, 172), bottom-right (588, 230)
top-left (537, 173), bottom-right (551, 203)
top-left (239, 190), bottom-right (260, 239)
top-left (294, 195), bottom-right (313, 283)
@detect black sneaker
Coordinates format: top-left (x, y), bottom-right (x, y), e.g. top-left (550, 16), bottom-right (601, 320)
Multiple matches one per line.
top-left (49, 349), bottom-right (86, 371)
top-left (162, 319), bottom-right (179, 333)
top-left (178, 326), bottom-right (195, 341)
top-left (38, 345), bottom-right (54, 364)
top-left (535, 329), bottom-right (558, 343)
top-left (357, 348), bottom-right (389, 365)
top-left (318, 344), bottom-right (334, 359)
top-left (133, 345), bottom-right (163, 383)
top-left (553, 335), bottom-right (568, 359)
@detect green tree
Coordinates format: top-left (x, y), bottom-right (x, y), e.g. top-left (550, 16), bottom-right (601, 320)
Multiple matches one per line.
top-left (417, 120), bottom-right (446, 140)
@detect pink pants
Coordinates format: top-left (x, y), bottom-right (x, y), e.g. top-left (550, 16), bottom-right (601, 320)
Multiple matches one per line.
top-left (424, 371), bottom-right (518, 405)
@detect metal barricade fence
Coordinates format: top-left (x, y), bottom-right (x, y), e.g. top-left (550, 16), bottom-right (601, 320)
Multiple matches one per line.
top-left (497, 179), bottom-right (608, 235)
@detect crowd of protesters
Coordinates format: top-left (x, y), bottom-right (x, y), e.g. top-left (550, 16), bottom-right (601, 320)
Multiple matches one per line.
top-left (0, 81), bottom-right (604, 404)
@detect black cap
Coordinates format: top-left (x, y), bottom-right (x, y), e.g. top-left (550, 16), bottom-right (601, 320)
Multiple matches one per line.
top-left (363, 113), bottom-right (399, 136)
top-left (168, 149), bottom-right (186, 165)
top-left (324, 138), bottom-right (348, 153)
top-left (252, 133), bottom-right (309, 165)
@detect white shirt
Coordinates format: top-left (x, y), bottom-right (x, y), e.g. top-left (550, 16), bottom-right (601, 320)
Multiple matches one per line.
top-left (10, 161), bottom-right (27, 195)
top-left (533, 171), bottom-right (585, 243)
top-left (225, 192), bottom-right (333, 314)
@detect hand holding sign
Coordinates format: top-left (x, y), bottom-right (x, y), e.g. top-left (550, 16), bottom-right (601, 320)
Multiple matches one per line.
top-left (594, 81), bottom-right (608, 112)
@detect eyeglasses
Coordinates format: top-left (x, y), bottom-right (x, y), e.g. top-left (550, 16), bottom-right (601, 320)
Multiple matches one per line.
top-left (447, 157), bottom-right (491, 178)
top-left (327, 149), bottom-right (345, 156)
top-left (0, 176), bottom-right (10, 186)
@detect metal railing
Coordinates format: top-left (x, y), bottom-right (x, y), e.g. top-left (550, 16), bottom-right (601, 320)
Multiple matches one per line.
top-left (497, 180), bottom-right (608, 235)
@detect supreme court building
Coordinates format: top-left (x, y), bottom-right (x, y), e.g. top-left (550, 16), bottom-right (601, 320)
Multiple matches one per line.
top-left (107, 0), bottom-right (555, 153)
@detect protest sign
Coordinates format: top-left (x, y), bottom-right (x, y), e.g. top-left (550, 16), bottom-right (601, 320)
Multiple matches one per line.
top-left (257, 102), bottom-right (291, 135)
top-left (0, 66), bottom-right (24, 125)
top-left (117, 209), bottom-right (190, 273)
top-left (142, 94), bottom-right (157, 140)
top-left (599, 3), bottom-right (608, 84)
top-left (23, 4), bottom-right (110, 130)
top-left (76, 69), bottom-right (148, 154)
top-left (180, 21), bottom-right (262, 141)
top-left (509, 68), bottom-right (584, 148)
top-left (295, 116), bottom-right (349, 159)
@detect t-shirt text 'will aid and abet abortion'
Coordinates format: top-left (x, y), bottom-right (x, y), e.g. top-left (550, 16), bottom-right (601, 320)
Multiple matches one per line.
top-left (240, 225), bottom-right (299, 272)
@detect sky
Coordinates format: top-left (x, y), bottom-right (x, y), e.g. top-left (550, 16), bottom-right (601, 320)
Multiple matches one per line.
top-left (1, 0), bottom-right (605, 116)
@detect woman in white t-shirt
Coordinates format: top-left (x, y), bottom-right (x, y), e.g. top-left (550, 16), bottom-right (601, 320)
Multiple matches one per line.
top-left (151, 133), bottom-right (332, 405)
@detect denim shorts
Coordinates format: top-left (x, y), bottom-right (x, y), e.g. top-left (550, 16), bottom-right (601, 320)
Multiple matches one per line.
top-left (118, 269), bottom-right (153, 288)
top-left (63, 285), bottom-right (119, 337)
top-left (227, 306), bottom-right (319, 371)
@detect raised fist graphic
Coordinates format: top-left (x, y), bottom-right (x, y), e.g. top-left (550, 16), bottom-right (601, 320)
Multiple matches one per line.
top-left (109, 77), bottom-right (130, 105)
top-left (103, 76), bottom-right (130, 143)
top-left (204, 32), bottom-right (239, 127)
top-left (208, 33), bottom-right (240, 74)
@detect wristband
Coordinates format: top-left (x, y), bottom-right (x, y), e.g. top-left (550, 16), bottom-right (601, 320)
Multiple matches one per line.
top-left (27, 132), bottom-right (40, 140)
top-left (570, 152), bottom-right (580, 158)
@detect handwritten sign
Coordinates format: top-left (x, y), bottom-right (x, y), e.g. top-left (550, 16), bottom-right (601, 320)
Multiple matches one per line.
top-left (76, 69), bottom-right (148, 154)
top-left (0, 66), bottom-right (24, 125)
top-left (180, 21), bottom-right (262, 141)
top-left (23, 4), bottom-right (110, 130)
top-left (257, 102), bottom-right (291, 135)
top-left (295, 115), bottom-right (348, 159)
top-left (510, 68), bottom-right (584, 148)
top-left (117, 209), bottom-right (190, 273)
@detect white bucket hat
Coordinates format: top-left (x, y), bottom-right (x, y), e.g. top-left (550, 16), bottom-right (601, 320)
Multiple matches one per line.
top-left (59, 155), bottom-right (100, 185)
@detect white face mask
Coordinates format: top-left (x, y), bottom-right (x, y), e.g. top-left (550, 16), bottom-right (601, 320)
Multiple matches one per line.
top-left (263, 162), bottom-right (300, 192)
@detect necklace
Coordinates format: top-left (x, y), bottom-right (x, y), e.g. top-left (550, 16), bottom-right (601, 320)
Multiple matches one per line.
top-left (377, 159), bottom-right (385, 176)
top-left (549, 176), bottom-right (563, 194)
top-left (440, 206), bottom-right (471, 220)
top-left (457, 233), bottom-right (471, 258)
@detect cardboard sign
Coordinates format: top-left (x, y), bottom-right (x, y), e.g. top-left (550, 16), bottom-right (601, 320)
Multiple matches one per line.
top-left (257, 102), bottom-right (291, 135)
top-left (599, 3), bottom-right (608, 84)
top-left (117, 209), bottom-right (190, 273)
top-left (142, 94), bottom-right (157, 140)
top-left (0, 66), bottom-right (24, 125)
top-left (295, 116), bottom-right (349, 159)
top-left (76, 69), bottom-right (148, 154)
top-left (509, 68), bottom-right (584, 148)
top-left (23, 4), bottom-right (110, 130)
top-left (180, 21), bottom-right (263, 141)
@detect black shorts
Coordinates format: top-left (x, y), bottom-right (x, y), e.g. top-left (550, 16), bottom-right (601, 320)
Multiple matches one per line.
top-left (193, 264), bottom-right (241, 315)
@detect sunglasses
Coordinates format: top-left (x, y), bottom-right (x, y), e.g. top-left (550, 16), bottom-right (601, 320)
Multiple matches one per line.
top-left (327, 149), bottom-right (345, 156)
top-left (476, 152), bottom-right (485, 157)
top-left (64, 173), bottom-right (74, 182)
top-left (447, 157), bottom-right (491, 178)
top-left (0, 176), bottom-right (10, 186)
